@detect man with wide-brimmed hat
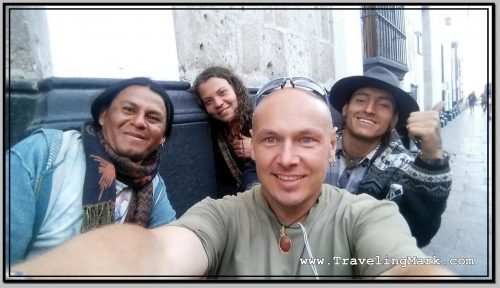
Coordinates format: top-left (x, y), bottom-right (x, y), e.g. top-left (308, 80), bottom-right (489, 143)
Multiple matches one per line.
top-left (327, 66), bottom-right (451, 247)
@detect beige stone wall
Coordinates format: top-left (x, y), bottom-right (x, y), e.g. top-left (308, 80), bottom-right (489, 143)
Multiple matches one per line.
top-left (7, 9), bottom-right (52, 80)
top-left (173, 9), bottom-right (337, 89)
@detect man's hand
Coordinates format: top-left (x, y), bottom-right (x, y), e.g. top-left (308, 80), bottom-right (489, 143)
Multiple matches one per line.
top-left (232, 135), bottom-right (252, 159)
top-left (406, 102), bottom-right (445, 159)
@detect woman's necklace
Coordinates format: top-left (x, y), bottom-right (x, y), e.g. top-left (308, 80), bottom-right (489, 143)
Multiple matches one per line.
top-left (277, 210), bottom-right (310, 254)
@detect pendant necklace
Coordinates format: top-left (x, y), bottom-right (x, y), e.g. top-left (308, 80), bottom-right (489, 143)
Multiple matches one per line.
top-left (278, 210), bottom-right (310, 254)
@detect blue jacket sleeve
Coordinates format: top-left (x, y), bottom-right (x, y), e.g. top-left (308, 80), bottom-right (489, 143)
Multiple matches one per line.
top-left (6, 131), bottom-right (55, 265)
top-left (147, 176), bottom-right (176, 228)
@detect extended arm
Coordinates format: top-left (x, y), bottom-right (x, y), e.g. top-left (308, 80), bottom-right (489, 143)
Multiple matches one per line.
top-left (380, 264), bottom-right (456, 278)
top-left (12, 224), bottom-right (208, 277)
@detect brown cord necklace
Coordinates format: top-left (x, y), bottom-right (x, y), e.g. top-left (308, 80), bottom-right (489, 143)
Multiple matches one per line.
top-left (277, 210), bottom-right (310, 254)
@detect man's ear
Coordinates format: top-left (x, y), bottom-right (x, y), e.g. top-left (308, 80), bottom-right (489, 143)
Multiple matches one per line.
top-left (341, 104), bottom-right (348, 117)
top-left (329, 127), bottom-right (338, 162)
top-left (98, 109), bottom-right (107, 126)
top-left (250, 129), bottom-right (255, 161)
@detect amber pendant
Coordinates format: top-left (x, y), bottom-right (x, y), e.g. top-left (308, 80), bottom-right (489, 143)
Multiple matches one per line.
top-left (278, 225), bottom-right (292, 254)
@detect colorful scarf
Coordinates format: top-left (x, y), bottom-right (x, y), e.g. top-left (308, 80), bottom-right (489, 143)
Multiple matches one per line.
top-left (215, 129), bottom-right (241, 187)
top-left (81, 122), bottom-right (160, 233)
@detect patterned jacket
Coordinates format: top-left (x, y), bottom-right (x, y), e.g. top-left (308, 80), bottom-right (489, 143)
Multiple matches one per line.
top-left (342, 131), bottom-right (452, 247)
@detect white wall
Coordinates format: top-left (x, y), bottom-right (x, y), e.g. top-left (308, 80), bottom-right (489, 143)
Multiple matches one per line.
top-left (458, 9), bottom-right (490, 96)
top-left (331, 8), bottom-right (363, 80)
top-left (403, 8), bottom-right (424, 109)
top-left (46, 9), bottom-right (179, 80)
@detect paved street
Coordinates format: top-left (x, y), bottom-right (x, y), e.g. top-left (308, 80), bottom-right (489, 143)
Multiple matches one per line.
top-left (421, 104), bottom-right (492, 279)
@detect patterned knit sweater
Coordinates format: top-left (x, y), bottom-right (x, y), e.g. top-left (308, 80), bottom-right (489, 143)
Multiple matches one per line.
top-left (351, 132), bottom-right (452, 247)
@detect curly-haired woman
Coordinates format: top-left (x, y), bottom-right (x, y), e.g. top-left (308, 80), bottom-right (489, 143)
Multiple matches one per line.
top-left (192, 66), bottom-right (255, 197)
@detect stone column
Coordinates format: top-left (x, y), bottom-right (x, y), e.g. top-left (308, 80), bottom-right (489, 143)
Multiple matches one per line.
top-left (6, 8), bottom-right (52, 80)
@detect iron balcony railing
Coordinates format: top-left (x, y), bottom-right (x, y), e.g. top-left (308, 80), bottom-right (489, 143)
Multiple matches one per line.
top-left (362, 6), bottom-right (408, 71)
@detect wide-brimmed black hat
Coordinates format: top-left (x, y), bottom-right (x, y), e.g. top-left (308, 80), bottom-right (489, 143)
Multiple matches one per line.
top-left (329, 66), bottom-right (419, 127)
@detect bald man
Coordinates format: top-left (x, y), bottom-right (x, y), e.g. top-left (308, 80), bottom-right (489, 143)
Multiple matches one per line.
top-left (11, 79), bottom-right (453, 279)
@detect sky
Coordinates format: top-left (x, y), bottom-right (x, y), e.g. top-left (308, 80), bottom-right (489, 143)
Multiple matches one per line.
top-left (455, 9), bottom-right (491, 95)
top-left (45, 7), bottom-right (491, 96)
top-left (46, 10), bottom-right (180, 81)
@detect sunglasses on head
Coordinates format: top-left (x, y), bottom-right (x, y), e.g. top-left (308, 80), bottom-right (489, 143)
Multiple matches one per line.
top-left (254, 77), bottom-right (329, 107)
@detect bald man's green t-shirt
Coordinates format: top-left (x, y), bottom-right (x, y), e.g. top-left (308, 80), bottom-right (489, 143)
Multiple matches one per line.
top-left (171, 184), bottom-right (427, 279)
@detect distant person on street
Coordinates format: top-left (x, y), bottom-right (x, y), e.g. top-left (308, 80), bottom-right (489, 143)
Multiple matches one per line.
top-left (480, 92), bottom-right (488, 113)
top-left (467, 91), bottom-right (477, 113)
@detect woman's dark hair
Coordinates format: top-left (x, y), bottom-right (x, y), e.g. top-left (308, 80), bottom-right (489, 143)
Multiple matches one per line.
top-left (91, 77), bottom-right (174, 138)
top-left (191, 66), bottom-right (252, 138)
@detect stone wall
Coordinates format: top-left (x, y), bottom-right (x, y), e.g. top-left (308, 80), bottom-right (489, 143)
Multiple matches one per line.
top-left (173, 8), bottom-right (337, 88)
top-left (7, 8), bottom-right (52, 80)
top-left (6, 8), bottom-right (351, 89)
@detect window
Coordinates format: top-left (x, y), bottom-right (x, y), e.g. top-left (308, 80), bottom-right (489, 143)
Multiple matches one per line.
top-left (361, 6), bottom-right (408, 78)
top-left (410, 84), bottom-right (418, 101)
top-left (416, 31), bottom-right (423, 55)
